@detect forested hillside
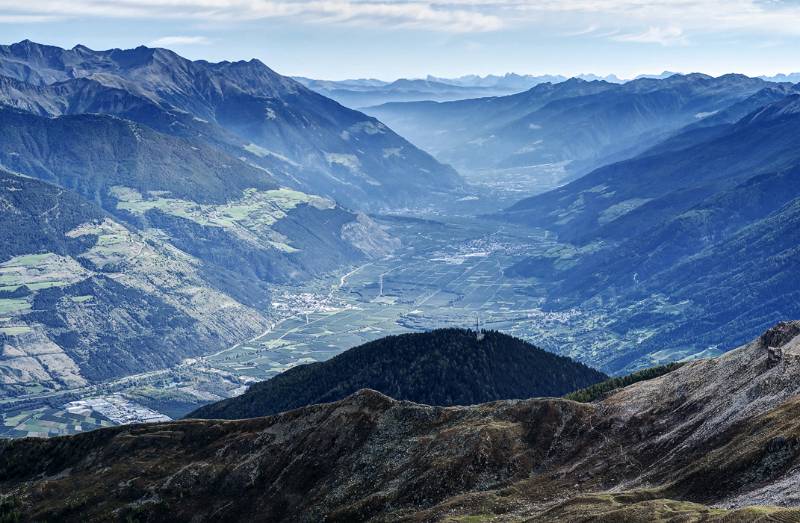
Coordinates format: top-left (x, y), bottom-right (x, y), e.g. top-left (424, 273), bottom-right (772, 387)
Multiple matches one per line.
top-left (188, 328), bottom-right (607, 419)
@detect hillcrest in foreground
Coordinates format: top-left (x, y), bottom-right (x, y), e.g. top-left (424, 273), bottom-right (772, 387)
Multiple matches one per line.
top-left (3, 323), bottom-right (800, 521)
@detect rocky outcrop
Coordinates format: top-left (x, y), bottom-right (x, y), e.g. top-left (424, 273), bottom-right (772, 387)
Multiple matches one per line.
top-left (340, 213), bottom-right (400, 259)
top-left (760, 320), bottom-right (800, 349)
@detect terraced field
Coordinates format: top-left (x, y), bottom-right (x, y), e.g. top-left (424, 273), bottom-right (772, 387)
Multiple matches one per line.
top-left (0, 253), bottom-right (92, 355)
top-left (111, 185), bottom-right (334, 252)
top-left (0, 405), bottom-right (114, 438)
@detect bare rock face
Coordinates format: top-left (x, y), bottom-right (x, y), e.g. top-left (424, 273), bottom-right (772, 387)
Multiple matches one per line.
top-left (4, 323), bottom-right (800, 521)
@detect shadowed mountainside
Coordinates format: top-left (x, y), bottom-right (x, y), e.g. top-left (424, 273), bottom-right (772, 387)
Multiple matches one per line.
top-left (499, 93), bottom-right (800, 372)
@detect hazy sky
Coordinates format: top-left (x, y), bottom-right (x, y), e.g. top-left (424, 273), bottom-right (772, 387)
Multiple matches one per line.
top-left (2, 0), bottom-right (800, 80)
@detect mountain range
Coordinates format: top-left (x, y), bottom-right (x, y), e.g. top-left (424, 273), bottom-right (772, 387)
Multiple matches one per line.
top-left (294, 73), bottom-right (573, 107)
top-left (0, 40), bottom-right (463, 211)
top-left (3, 322), bottom-right (800, 520)
top-left (296, 71), bottom-right (800, 112)
top-left (6, 35), bottom-right (800, 520)
top-left (499, 90), bottom-right (800, 372)
top-left (0, 40), bottom-right (459, 396)
top-left (762, 72), bottom-right (800, 83)
top-left (5, 41), bottom-right (800, 390)
top-left (367, 74), bottom-right (786, 179)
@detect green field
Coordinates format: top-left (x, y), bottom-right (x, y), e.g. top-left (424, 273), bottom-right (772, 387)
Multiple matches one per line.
top-left (0, 252), bottom-right (87, 297)
top-left (5, 253), bottom-right (52, 267)
top-left (0, 407), bottom-right (114, 438)
top-left (0, 299), bottom-right (30, 315)
top-left (0, 326), bottom-right (32, 335)
top-left (113, 185), bottom-right (330, 228)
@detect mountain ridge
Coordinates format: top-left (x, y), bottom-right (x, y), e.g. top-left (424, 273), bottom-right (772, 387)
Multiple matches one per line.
top-left (0, 40), bottom-right (463, 210)
top-left (3, 322), bottom-right (800, 520)
top-left (499, 90), bottom-right (800, 371)
top-left (366, 73), bottom-right (779, 178)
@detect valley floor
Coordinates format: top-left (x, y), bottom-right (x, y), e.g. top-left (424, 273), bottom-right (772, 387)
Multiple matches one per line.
top-left (0, 212), bottom-right (713, 437)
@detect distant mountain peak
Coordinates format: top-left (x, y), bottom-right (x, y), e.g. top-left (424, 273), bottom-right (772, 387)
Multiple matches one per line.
top-left (761, 72), bottom-right (800, 83)
top-left (4, 39), bottom-right (63, 60)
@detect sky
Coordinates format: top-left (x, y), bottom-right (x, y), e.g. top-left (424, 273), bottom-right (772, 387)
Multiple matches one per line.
top-left (1, 0), bottom-right (800, 80)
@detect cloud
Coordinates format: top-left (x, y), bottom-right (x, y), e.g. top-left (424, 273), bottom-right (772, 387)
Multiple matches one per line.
top-left (302, 1), bottom-right (503, 32)
top-left (5, 0), bottom-right (800, 38)
top-left (149, 36), bottom-right (211, 47)
top-left (0, 0), bottom-right (503, 33)
top-left (563, 25), bottom-right (600, 37)
top-left (0, 14), bottom-right (59, 23)
top-left (613, 26), bottom-right (687, 46)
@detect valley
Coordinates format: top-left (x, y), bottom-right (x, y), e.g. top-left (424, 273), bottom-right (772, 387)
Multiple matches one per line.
top-left (0, 213), bottom-right (703, 437)
top-left (3, 5), bottom-right (800, 517)
top-left (4, 216), bottom-right (549, 435)
top-left (1, 44), bottom-right (791, 443)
